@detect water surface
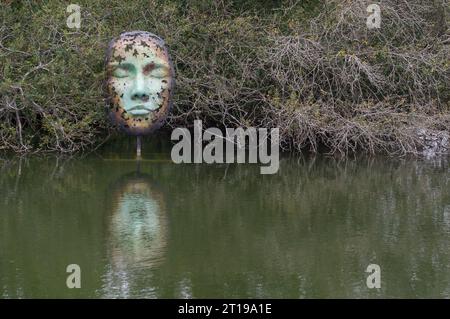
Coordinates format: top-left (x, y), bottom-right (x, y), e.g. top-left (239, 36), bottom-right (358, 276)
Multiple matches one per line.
top-left (0, 140), bottom-right (449, 298)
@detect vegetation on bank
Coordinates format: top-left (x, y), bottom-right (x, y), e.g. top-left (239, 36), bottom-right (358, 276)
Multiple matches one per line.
top-left (0, 0), bottom-right (449, 155)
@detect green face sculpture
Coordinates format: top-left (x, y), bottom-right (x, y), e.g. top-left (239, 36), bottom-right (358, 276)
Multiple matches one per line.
top-left (105, 31), bottom-right (175, 136)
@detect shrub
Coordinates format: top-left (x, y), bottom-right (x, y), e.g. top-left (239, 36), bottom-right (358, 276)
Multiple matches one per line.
top-left (0, 0), bottom-right (448, 155)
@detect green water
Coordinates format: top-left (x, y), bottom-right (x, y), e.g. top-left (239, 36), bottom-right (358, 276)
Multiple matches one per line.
top-left (0, 140), bottom-right (449, 298)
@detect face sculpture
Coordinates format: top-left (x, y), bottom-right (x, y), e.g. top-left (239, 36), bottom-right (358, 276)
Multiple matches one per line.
top-left (105, 31), bottom-right (175, 135)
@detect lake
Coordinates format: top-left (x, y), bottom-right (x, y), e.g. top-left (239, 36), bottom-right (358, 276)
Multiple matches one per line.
top-left (0, 138), bottom-right (449, 298)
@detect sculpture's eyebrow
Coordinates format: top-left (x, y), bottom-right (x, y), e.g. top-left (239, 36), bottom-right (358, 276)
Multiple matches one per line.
top-left (110, 62), bottom-right (135, 71)
top-left (119, 63), bottom-right (135, 70)
top-left (143, 61), bottom-right (169, 74)
top-left (143, 62), bottom-right (155, 74)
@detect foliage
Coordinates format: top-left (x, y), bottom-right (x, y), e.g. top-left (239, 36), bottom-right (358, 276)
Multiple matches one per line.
top-left (0, 0), bottom-right (448, 155)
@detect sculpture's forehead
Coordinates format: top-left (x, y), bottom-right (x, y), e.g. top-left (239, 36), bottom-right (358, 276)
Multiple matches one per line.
top-left (110, 36), bottom-right (169, 63)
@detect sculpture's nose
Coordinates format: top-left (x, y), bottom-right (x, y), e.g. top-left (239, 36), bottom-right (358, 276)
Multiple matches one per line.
top-left (131, 74), bottom-right (149, 102)
top-left (132, 92), bottom-right (150, 102)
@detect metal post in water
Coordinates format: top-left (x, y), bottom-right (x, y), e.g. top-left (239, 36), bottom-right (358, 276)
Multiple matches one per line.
top-left (136, 135), bottom-right (142, 159)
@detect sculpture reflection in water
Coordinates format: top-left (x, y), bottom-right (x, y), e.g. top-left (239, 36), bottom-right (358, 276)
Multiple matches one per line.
top-left (102, 170), bottom-right (167, 297)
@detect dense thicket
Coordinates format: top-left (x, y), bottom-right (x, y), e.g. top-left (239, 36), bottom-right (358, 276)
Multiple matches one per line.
top-left (0, 0), bottom-right (448, 155)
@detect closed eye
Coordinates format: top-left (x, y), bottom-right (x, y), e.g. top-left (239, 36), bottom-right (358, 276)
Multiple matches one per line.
top-left (142, 61), bottom-right (169, 79)
top-left (113, 63), bottom-right (134, 78)
top-left (150, 66), bottom-right (169, 79)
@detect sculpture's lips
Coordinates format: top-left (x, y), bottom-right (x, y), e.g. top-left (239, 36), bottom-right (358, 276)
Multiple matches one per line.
top-left (128, 105), bottom-right (155, 115)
